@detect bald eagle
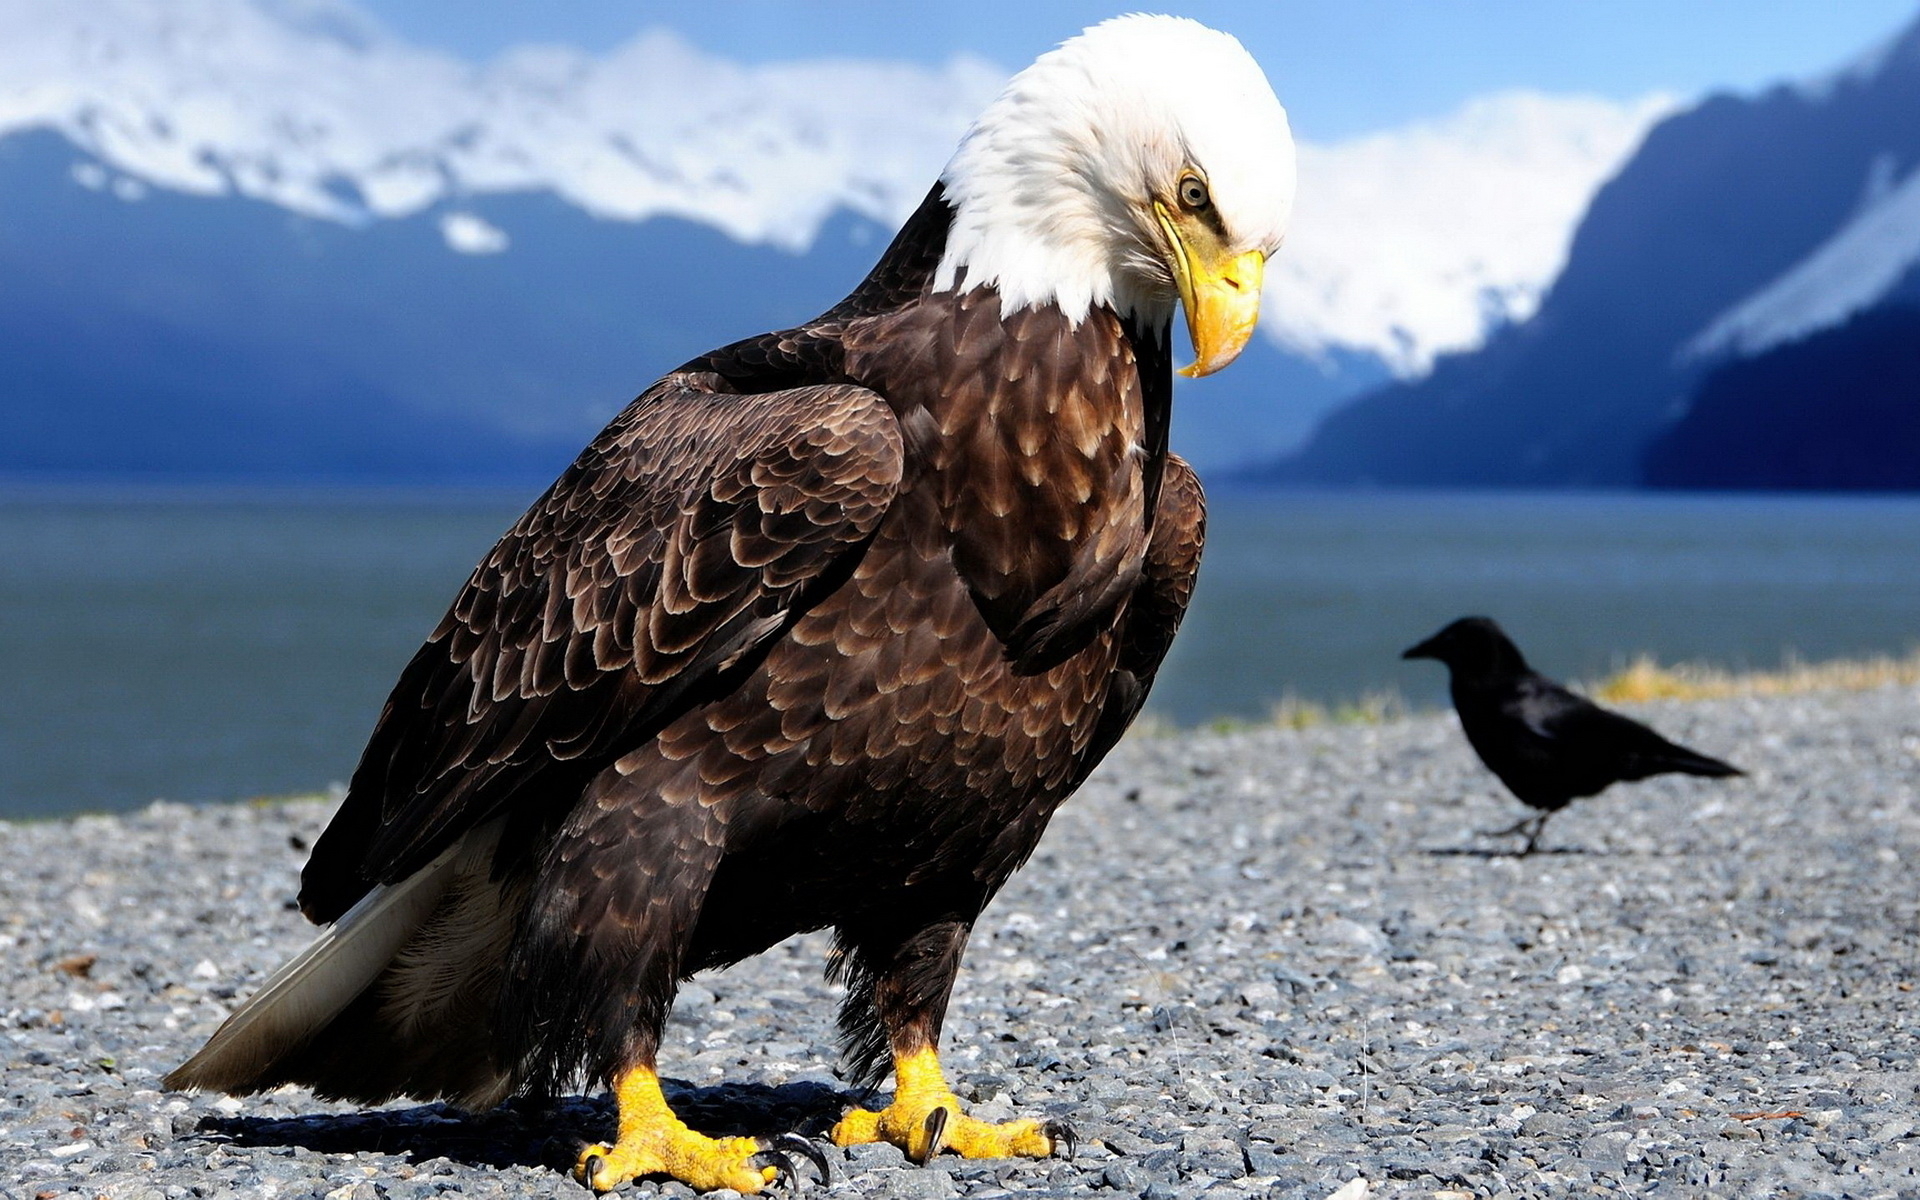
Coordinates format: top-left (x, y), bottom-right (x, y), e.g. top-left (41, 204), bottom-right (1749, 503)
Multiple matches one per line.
top-left (168, 15), bottom-right (1294, 1194)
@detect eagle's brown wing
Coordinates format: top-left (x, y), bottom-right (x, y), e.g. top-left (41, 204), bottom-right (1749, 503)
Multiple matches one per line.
top-left (299, 378), bottom-right (905, 922)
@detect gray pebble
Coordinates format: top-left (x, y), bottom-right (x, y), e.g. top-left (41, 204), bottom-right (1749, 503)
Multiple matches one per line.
top-left (2, 686), bottom-right (1915, 1198)
top-left (1102, 1160), bottom-right (1145, 1190)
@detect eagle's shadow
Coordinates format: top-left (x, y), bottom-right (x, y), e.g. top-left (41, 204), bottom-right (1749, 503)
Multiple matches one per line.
top-left (196, 1079), bottom-right (852, 1172)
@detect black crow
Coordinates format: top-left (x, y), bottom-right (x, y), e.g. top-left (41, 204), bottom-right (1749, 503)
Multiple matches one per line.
top-left (1403, 616), bottom-right (1742, 853)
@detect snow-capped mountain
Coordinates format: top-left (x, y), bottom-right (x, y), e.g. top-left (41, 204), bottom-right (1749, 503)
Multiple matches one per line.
top-left (1680, 17), bottom-right (1920, 362)
top-left (1269, 7), bottom-right (1920, 489)
top-left (0, 0), bottom-right (1665, 480)
top-left (0, 0), bottom-right (1661, 368)
top-left (1275, 90), bottom-right (1672, 375)
top-left (1686, 152), bottom-right (1920, 360)
top-left (0, 0), bottom-right (997, 247)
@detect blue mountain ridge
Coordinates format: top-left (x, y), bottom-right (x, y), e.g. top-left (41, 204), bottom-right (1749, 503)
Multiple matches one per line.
top-left (1257, 13), bottom-right (1920, 490)
top-left (1643, 303), bottom-right (1920, 490)
top-left (0, 129), bottom-right (1379, 486)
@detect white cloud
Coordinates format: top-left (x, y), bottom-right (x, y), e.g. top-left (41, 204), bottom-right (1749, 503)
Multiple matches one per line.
top-left (0, 0), bottom-right (1668, 374)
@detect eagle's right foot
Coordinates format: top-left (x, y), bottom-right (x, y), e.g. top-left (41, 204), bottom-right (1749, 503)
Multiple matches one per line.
top-left (575, 1066), bottom-right (828, 1193)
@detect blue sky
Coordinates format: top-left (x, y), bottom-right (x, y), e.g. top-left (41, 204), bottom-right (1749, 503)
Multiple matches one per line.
top-left (355, 1), bottom-right (1920, 140)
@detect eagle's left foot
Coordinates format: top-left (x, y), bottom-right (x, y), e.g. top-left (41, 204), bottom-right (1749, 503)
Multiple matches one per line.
top-left (833, 1102), bottom-right (1066, 1163)
top-left (575, 1066), bottom-right (829, 1193)
top-left (831, 1046), bottom-right (1072, 1163)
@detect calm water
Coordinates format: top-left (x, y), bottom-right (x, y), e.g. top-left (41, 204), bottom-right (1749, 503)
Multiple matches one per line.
top-left (3, 486), bottom-right (1918, 818)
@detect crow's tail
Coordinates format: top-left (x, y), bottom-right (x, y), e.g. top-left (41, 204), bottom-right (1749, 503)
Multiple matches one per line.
top-left (1659, 744), bottom-right (1743, 779)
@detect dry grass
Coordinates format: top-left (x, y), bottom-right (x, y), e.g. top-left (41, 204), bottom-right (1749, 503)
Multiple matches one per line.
top-left (1591, 647), bottom-right (1920, 704)
top-left (1131, 690), bottom-right (1409, 738)
top-left (1132, 647), bottom-right (1920, 738)
top-left (1268, 689), bottom-right (1407, 730)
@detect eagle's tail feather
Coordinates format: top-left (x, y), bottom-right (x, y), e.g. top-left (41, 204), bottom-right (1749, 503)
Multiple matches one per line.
top-left (164, 822), bottom-right (515, 1107)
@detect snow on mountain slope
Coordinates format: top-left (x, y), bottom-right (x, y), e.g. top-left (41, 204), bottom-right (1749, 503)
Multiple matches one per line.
top-left (0, 0), bottom-right (1663, 374)
top-left (1266, 90), bottom-right (1673, 375)
top-left (0, 0), bottom-right (998, 247)
top-left (1687, 155), bottom-right (1920, 360)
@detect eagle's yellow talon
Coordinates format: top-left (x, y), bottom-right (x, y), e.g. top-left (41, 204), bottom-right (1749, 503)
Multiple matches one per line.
top-left (830, 1046), bottom-right (1062, 1161)
top-left (568, 1128), bottom-right (779, 1190)
top-left (831, 1103), bottom-right (1057, 1159)
top-left (570, 1133), bottom-right (778, 1194)
top-left (575, 1067), bottom-right (783, 1193)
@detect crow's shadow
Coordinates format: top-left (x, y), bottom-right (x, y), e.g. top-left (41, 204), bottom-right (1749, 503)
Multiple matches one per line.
top-left (194, 1079), bottom-right (850, 1173)
top-left (1423, 844), bottom-right (1600, 858)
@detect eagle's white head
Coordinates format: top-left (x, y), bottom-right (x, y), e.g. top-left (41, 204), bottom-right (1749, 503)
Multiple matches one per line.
top-left (934, 14), bottom-right (1295, 377)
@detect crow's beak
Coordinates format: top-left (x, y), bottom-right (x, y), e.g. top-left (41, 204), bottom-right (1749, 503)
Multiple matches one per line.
top-left (1401, 637), bottom-right (1438, 661)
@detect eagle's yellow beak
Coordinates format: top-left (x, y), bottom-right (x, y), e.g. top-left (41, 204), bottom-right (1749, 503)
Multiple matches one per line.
top-left (1155, 202), bottom-right (1267, 378)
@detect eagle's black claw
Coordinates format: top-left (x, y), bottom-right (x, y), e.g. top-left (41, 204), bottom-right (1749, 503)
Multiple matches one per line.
top-left (749, 1148), bottom-right (800, 1190)
top-left (916, 1107), bottom-right (951, 1164)
top-left (579, 1151), bottom-right (604, 1190)
top-left (769, 1133), bottom-right (831, 1186)
top-left (1044, 1119), bottom-right (1078, 1161)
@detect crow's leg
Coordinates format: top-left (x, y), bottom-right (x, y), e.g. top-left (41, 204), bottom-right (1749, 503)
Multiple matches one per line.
top-left (1481, 811), bottom-right (1550, 853)
top-left (830, 917), bottom-right (1071, 1163)
top-left (1520, 813), bottom-right (1550, 855)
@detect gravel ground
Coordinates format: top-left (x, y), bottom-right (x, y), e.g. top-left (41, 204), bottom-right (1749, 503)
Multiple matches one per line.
top-left (5, 685), bottom-right (1920, 1200)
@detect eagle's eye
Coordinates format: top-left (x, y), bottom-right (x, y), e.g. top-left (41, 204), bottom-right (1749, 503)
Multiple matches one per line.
top-left (1177, 173), bottom-right (1210, 211)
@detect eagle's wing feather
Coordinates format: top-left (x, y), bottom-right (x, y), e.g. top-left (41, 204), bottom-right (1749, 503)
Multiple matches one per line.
top-left (300, 379), bottom-right (904, 922)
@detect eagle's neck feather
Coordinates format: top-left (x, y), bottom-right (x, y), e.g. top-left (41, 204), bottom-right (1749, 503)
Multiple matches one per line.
top-left (927, 31), bottom-right (1185, 333)
top-left (929, 150), bottom-right (1177, 333)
